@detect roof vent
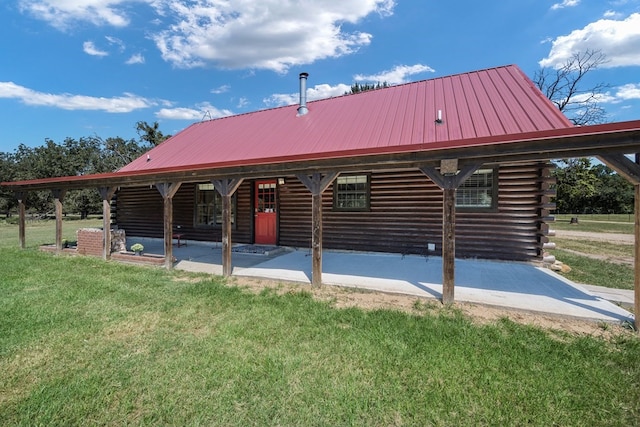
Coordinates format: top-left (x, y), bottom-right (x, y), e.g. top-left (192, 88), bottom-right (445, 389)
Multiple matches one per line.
top-left (297, 72), bottom-right (309, 116)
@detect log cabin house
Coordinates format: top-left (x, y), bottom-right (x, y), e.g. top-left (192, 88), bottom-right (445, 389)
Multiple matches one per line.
top-left (115, 65), bottom-right (567, 262)
top-left (4, 64), bottom-right (640, 322)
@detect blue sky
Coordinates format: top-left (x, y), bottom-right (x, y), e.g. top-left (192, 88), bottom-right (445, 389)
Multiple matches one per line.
top-left (1, 0), bottom-right (639, 153)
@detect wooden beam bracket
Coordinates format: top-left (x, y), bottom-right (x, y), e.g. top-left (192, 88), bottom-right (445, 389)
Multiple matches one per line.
top-left (598, 154), bottom-right (640, 185)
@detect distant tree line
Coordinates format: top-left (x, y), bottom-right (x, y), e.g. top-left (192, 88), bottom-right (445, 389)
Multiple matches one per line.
top-left (346, 81), bottom-right (389, 94)
top-left (0, 121), bottom-right (168, 218)
top-left (553, 158), bottom-right (634, 215)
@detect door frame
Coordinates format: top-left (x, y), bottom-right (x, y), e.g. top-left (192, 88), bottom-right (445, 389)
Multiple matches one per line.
top-left (253, 179), bottom-right (278, 245)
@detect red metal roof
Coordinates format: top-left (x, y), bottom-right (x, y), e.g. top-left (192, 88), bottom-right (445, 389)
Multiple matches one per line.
top-left (119, 65), bottom-right (573, 174)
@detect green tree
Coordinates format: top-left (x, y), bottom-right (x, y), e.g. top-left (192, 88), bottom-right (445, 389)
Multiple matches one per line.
top-left (553, 158), bottom-right (599, 214)
top-left (591, 164), bottom-right (634, 214)
top-left (346, 81), bottom-right (389, 95)
top-left (136, 121), bottom-right (170, 146)
top-left (0, 152), bottom-right (17, 217)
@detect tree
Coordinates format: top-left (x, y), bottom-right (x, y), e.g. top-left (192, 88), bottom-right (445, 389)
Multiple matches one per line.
top-left (533, 49), bottom-right (609, 126)
top-left (102, 136), bottom-right (150, 170)
top-left (553, 159), bottom-right (634, 214)
top-left (591, 164), bottom-right (634, 214)
top-left (0, 152), bottom-right (17, 217)
top-left (136, 121), bottom-right (170, 146)
top-left (553, 158), bottom-right (598, 214)
top-left (1, 121), bottom-right (167, 216)
top-left (346, 81), bottom-right (389, 95)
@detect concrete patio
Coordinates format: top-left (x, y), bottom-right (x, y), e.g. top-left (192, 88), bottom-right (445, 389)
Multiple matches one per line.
top-left (125, 237), bottom-right (635, 325)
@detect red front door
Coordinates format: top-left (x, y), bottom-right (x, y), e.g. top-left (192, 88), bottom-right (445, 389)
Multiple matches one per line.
top-left (255, 180), bottom-right (277, 245)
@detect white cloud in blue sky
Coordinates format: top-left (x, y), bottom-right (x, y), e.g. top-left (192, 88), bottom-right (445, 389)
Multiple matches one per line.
top-left (83, 41), bottom-right (108, 57)
top-left (0, 82), bottom-right (155, 112)
top-left (551, 0), bottom-right (581, 11)
top-left (2, 0), bottom-right (640, 150)
top-left (540, 13), bottom-right (640, 68)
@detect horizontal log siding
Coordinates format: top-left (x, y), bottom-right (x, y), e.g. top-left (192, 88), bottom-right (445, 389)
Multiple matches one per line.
top-left (279, 163), bottom-right (550, 261)
top-left (115, 162), bottom-right (552, 262)
top-left (114, 181), bottom-right (253, 244)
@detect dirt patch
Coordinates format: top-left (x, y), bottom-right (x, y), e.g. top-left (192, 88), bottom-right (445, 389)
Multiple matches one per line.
top-left (561, 248), bottom-right (634, 266)
top-left (553, 230), bottom-right (634, 266)
top-left (227, 276), bottom-right (634, 340)
top-left (555, 230), bottom-right (634, 245)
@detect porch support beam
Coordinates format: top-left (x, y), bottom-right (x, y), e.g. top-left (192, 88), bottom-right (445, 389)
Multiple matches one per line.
top-left (212, 178), bottom-right (244, 277)
top-left (420, 162), bottom-right (482, 304)
top-left (155, 182), bottom-right (182, 269)
top-left (15, 192), bottom-right (26, 249)
top-left (295, 171), bottom-right (339, 286)
top-left (98, 187), bottom-right (117, 260)
top-left (635, 184), bottom-right (640, 333)
top-left (599, 153), bottom-right (639, 332)
top-left (51, 189), bottom-right (66, 254)
top-left (598, 154), bottom-right (640, 185)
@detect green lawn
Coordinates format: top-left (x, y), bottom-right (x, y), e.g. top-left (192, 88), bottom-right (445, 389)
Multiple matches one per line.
top-left (552, 217), bottom-right (634, 234)
top-left (1, 248), bottom-right (639, 425)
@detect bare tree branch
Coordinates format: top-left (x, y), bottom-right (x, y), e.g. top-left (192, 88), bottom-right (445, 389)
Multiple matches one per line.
top-left (533, 49), bottom-right (610, 126)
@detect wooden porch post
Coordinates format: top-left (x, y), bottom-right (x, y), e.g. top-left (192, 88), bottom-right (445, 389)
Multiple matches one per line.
top-left (212, 178), bottom-right (244, 277)
top-left (598, 153), bottom-right (640, 332)
top-left (420, 162), bottom-right (481, 304)
top-left (442, 187), bottom-right (456, 303)
top-left (52, 189), bottom-right (66, 254)
top-left (635, 184), bottom-right (640, 331)
top-left (16, 192), bottom-right (26, 249)
top-left (98, 187), bottom-right (117, 260)
top-left (155, 183), bottom-right (182, 269)
top-left (295, 172), bottom-right (338, 286)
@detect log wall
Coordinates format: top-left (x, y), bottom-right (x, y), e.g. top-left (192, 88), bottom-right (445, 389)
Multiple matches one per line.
top-left (114, 162), bottom-right (554, 262)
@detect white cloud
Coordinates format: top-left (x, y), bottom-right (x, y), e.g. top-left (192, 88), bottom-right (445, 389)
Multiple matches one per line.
top-left (83, 41), bottom-right (108, 57)
top-left (236, 97), bottom-right (249, 108)
top-left (263, 82), bottom-right (351, 108)
top-left (155, 102), bottom-right (233, 120)
top-left (106, 35), bottom-right (125, 52)
top-left (540, 13), bottom-right (640, 68)
top-left (19, 1), bottom-right (396, 72)
top-left (0, 81), bottom-right (154, 112)
top-left (551, 0), bottom-right (580, 10)
top-left (603, 10), bottom-right (622, 18)
top-left (19, 0), bottom-right (132, 29)
top-left (211, 85), bottom-right (231, 94)
top-left (354, 64), bottom-right (435, 85)
top-left (611, 83), bottom-right (640, 101)
top-left (126, 53), bottom-right (145, 64)
top-left (151, 0), bottom-right (396, 71)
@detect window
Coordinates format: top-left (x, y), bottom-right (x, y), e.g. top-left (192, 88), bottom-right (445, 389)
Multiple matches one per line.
top-left (333, 174), bottom-right (370, 211)
top-left (195, 183), bottom-right (235, 226)
top-left (456, 168), bottom-right (497, 209)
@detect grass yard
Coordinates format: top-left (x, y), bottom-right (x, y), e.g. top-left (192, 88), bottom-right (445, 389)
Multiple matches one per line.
top-left (550, 248), bottom-right (634, 290)
top-left (553, 214), bottom-right (634, 234)
top-left (0, 248), bottom-right (639, 426)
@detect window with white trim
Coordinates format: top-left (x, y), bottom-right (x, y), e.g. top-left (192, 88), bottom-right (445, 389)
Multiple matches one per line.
top-left (456, 168), bottom-right (497, 209)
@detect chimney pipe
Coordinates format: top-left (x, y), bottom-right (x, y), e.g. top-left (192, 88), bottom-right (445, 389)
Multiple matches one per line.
top-left (297, 72), bottom-right (309, 116)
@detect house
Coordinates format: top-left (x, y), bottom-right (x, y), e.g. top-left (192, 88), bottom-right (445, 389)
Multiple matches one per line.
top-left (3, 64), bottom-right (640, 320)
top-left (115, 65), bottom-right (569, 261)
